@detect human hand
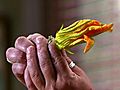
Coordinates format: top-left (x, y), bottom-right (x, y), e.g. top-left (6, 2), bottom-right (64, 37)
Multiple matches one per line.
top-left (6, 33), bottom-right (94, 90)
top-left (6, 34), bottom-right (39, 89)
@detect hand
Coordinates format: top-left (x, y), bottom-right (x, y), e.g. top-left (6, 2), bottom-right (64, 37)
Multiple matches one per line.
top-left (6, 34), bottom-right (39, 89)
top-left (6, 33), bottom-right (94, 90)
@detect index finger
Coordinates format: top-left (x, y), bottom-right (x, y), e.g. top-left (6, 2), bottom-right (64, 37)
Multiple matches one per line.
top-left (48, 41), bottom-right (72, 75)
top-left (28, 34), bottom-right (56, 84)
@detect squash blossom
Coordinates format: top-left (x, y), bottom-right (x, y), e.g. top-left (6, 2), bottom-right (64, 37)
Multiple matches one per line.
top-left (49, 19), bottom-right (113, 53)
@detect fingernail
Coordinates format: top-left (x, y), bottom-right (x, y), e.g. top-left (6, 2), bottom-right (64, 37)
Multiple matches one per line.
top-left (7, 58), bottom-right (14, 64)
top-left (27, 33), bottom-right (41, 41)
top-left (27, 34), bottom-right (33, 39)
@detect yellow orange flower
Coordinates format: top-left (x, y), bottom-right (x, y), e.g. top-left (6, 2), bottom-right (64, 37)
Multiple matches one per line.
top-left (50, 19), bottom-right (113, 53)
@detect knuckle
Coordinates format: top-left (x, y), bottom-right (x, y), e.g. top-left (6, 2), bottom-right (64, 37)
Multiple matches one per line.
top-left (31, 70), bottom-right (40, 80)
top-left (30, 70), bottom-right (44, 89)
top-left (55, 73), bottom-right (78, 90)
top-left (36, 36), bottom-right (47, 44)
top-left (27, 33), bottom-right (41, 41)
top-left (36, 44), bottom-right (44, 52)
top-left (64, 73), bottom-right (76, 81)
top-left (37, 46), bottom-right (48, 58)
top-left (40, 59), bottom-right (51, 71)
top-left (53, 56), bottom-right (63, 66)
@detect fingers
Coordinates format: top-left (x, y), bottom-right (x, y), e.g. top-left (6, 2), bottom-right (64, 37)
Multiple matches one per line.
top-left (7, 35), bottom-right (43, 89)
top-left (26, 46), bottom-right (45, 89)
top-left (6, 47), bottom-right (26, 64)
top-left (6, 47), bottom-right (27, 85)
top-left (15, 36), bottom-right (34, 52)
top-left (62, 50), bottom-right (89, 77)
top-left (6, 36), bottom-right (34, 64)
top-left (27, 33), bottom-right (41, 41)
top-left (6, 36), bottom-right (34, 88)
top-left (24, 68), bottom-right (37, 90)
top-left (48, 41), bottom-right (72, 75)
top-left (28, 34), bottom-right (56, 84)
top-left (12, 63), bottom-right (26, 85)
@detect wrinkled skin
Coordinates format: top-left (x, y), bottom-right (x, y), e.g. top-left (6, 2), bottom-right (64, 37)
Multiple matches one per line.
top-left (6, 33), bottom-right (94, 90)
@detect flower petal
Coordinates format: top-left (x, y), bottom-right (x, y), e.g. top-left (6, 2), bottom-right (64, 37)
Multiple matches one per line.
top-left (54, 19), bottom-right (113, 53)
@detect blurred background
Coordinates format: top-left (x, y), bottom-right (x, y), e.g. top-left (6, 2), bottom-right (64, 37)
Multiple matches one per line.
top-left (0, 0), bottom-right (120, 90)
